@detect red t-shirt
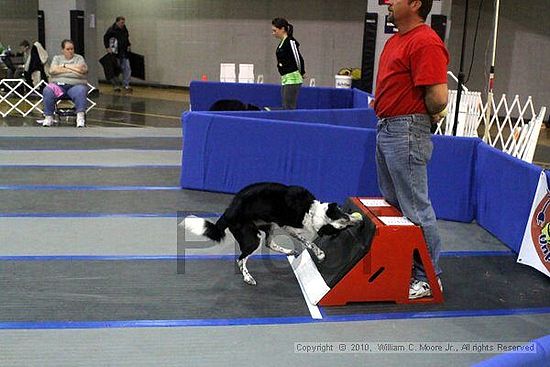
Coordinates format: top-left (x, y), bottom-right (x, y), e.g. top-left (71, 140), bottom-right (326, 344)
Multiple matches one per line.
top-left (374, 24), bottom-right (449, 118)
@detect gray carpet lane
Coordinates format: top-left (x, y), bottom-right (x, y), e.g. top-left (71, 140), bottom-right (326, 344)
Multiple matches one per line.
top-left (0, 259), bottom-right (309, 322)
top-left (322, 255), bottom-right (550, 317)
top-left (0, 189), bottom-right (232, 214)
top-left (0, 217), bottom-right (508, 258)
top-left (0, 150), bottom-right (181, 166)
top-left (0, 167), bottom-right (181, 186)
top-left (0, 217), bottom-right (179, 256)
top-left (533, 144), bottom-right (550, 164)
top-left (0, 126), bottom-right (181, 138)
top-left (0, 137), bottom-right (181, 150)
top-left (1, 315), bottom-right (549, 367)
top-left (436, 220), bottom-right (507, 251)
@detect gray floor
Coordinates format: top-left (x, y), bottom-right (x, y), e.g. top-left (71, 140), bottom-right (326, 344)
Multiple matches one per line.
top-left (0, 93), bottom-right (549, 367)
top-left (0, 167), bottom-right (181, 186)
top-left (2, 315), bottom-right (550, 367)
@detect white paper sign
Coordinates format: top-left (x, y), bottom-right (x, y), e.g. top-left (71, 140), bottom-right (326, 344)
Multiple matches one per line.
top-left (379, 216), bottom-right (414, 226)
top-left (360, 198), bottom-right (390, 207)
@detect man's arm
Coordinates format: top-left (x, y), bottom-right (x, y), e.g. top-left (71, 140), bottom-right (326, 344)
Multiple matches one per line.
top-left (424, 83), bottom-right (448, 122)
top-left (103, 29), bottom-right (113, 53)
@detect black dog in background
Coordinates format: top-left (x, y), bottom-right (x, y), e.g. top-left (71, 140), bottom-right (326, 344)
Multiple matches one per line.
top-left (209, 99), bottom-right (265, 111)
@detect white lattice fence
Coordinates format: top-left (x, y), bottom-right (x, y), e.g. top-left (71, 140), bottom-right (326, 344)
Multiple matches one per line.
top-left (436, 91), bottom-right (547, 164)
top-left (0, 79), bottom-right (97, 118)
top-left (435, 90), bottom-right (483, 137)
top-left (0, 79), bottom-right (46, 117)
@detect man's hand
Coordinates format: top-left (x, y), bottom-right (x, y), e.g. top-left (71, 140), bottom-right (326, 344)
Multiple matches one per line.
top-left (425, 83), bottom-right (448, 120)
top-left (430, 105), bottom-right (448, 123)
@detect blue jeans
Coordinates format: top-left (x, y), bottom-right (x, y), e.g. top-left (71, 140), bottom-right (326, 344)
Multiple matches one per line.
top-left (121, 57), bottom-right (132, 87)
top-left (375, 114), bottom-right (442, 281)
top-left (110, 57), bottom-right (131, 88)
top-left (43, 83), bottom-right (88, 116)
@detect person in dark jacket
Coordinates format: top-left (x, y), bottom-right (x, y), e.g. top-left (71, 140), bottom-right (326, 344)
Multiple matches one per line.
top-left (272, 17), bottom-right (305, 109)
top-left (103, 16), bottom-right (132, 92)
top-left (13, 40), bottom-right (31, 80)
top-left (26, 42), bottom-right (48, 88)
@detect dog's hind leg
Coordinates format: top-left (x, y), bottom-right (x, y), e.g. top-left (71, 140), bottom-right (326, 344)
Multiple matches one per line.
top-left (231, 223), bottom-right (261, 286)
top-left (285, 229), bottom-right (325, 261)
top-left (237, 255), bottom-right (256, 286)
top-left (259, 225), bottom-right (299, 257)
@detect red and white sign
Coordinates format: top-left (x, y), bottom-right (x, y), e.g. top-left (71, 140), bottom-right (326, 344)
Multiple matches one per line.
top-left (518, 171), bottom-right (550, 278)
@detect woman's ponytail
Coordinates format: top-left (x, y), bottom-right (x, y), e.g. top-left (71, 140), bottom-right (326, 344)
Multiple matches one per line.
top-left (287, 23), bottom-right (294, 37)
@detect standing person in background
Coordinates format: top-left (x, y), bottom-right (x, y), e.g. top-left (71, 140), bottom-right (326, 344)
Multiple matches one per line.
top-left (103, 16), bottom-right (132, 93)
top-left (2, 40), bottom-right (34, 80)
top-left (13, 40), bottom-right (31, 79)
top-left (24, 40), bottom-right (49, 88)
top-left (42, 39), bottom-right (88, 128)
top-left (271, 17), bottom-right (305, 110)
top-left (374, 0), bottom-right (449, 299)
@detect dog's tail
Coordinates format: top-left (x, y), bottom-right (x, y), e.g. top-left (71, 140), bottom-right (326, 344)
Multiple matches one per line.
top-left (185, 215), bottom-right (228, 242)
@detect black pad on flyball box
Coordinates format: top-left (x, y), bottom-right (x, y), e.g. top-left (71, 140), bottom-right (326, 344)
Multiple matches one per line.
top-left (309, 206), bottom-right (376, 288)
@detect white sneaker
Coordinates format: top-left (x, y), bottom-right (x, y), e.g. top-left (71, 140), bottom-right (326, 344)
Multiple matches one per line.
top-left (42, 116), bottom-right (54, 127)
top-left (76, 112), bottom-right (85, 128)
top-left (409, 278), bottom-right (443, 300)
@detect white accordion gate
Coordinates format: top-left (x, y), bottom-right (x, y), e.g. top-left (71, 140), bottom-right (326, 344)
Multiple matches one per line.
top-left (0, 79), bottom-right (97, 118)
top-left (436, 87), bottom-right (547, 164)
top-left (0, 79), bottom-right (47, 117)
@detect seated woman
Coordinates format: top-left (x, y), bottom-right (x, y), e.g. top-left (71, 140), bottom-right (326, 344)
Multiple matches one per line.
top-left (42, 39), bottom-right (88, 127)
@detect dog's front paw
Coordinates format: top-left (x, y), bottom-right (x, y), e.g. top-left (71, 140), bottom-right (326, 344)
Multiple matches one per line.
top-left (315, 249), bottom-right (325, 262)
top-left (290, 250), bottom-right (300, 257)
top-left (243, 275), bottom-right (257, 286)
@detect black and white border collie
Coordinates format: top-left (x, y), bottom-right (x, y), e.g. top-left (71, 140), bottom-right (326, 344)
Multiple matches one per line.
top-left (186, 182), bottom-right (361, 285)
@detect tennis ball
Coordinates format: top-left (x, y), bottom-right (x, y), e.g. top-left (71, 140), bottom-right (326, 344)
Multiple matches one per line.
top-left (350, 212), bottom-right (363, 221)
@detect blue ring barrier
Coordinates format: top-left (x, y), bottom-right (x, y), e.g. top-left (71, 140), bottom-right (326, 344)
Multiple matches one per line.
top-left (181, 81), bottom-right (548, 253)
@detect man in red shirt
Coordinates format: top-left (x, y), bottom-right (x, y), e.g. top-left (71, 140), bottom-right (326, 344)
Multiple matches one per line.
top-left (374, 0), bottom-right (449, 299)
